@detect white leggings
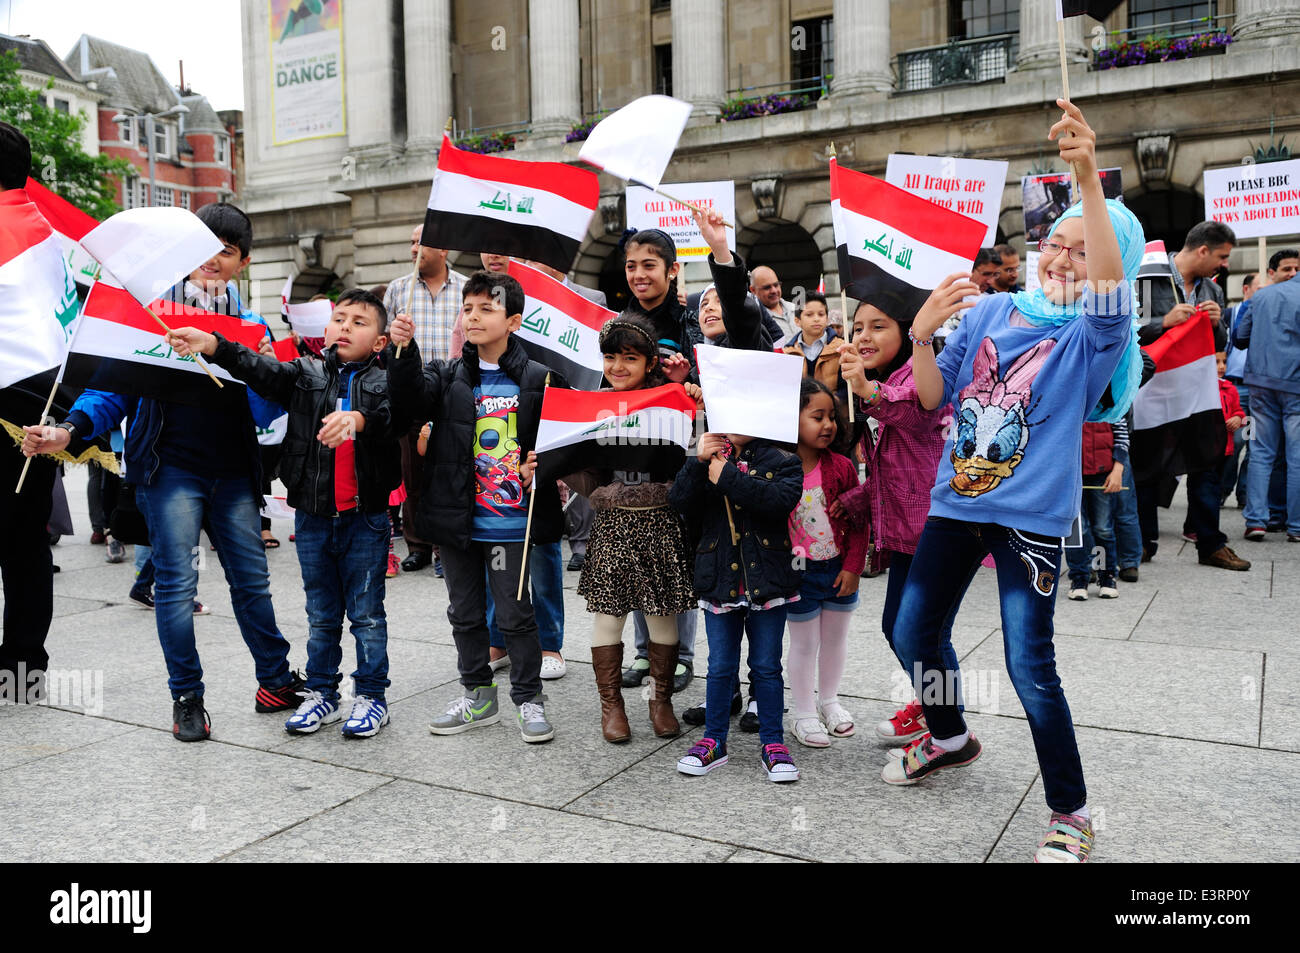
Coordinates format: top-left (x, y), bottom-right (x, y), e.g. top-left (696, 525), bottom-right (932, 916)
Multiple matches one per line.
top-left (786, 610), bottom-right (853, 718)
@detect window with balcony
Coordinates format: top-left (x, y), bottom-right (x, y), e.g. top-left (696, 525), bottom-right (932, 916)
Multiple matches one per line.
top-left (1128, 0), bottom-right (1214, 30)
top-left (898, 3), bottom-right (1019, 93)
top-left (791, 16), bottom-right (833, 91)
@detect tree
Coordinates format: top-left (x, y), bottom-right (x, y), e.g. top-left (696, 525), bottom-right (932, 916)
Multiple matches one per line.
top-left (0, 50), bottom-right (133, 220)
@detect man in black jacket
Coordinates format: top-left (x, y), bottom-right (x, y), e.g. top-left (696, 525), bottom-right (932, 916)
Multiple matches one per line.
top-left (388, 271), bottom-right (563, 744)
top-left (168, 288), bottom-right (402, 738)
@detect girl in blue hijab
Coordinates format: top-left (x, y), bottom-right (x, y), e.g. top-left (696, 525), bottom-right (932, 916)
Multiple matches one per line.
top-left (877, 99), bottom-right (1137, 865)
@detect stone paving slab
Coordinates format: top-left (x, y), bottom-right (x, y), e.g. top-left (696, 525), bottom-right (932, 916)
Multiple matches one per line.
top-left (1260, 652), bottom-right (1300, 753)
top-left (224, 778), bottom-right (736, 863)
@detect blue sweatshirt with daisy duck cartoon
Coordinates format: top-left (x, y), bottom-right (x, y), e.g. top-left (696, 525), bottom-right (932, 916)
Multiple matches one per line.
top-left (927, 283), bottom-right (1133, 538)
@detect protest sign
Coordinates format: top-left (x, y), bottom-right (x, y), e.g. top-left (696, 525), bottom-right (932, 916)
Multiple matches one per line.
top-left (1203, 158), bottom-right (1300, 240)
top-left (626, 181), bottom-right (736, 261)
top-left (885, 155), bottom-right (1008, 246)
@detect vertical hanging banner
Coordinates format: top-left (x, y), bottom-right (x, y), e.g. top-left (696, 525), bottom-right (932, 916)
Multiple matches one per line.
top-left (625, 181), bottom-right (736, 261)
top-left (884, 155), bottom-right (1008, 247)
top-left (269, 0), bottom-right (346, 145)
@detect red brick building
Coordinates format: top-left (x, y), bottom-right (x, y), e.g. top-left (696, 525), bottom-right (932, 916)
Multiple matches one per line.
top-left (63, 35), bottom-right (238, 211)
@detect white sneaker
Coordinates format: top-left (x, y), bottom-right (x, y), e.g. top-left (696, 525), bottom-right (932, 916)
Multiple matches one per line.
top-left (1097, 584), bottom-right (1118, 599)
top-left (517, 696), bottom-right (554, 743)
top-left (284, 690), bottom-right (341, 734)
top-left (540, 654), bottom-right (567, 680)
top-left (1068, 587), bottom-right (1088, 601)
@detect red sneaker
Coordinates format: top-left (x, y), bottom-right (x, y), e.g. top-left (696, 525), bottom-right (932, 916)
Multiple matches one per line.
top-left (254, 672), bottom-right (306, 712)
top-left (875, 698), bottom-right (927, 743)
top-left (386, 551), bottom-right (400, 578)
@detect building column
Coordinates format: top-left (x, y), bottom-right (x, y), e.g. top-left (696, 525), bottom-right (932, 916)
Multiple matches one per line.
top-left (344, 0), bottom-right (398, 156)
top-left (404, 0), bottom-right (453, 151)
top-left (672, 0), bottom-right (726, 120)
top-left (830, 0), bottom-right (892, 96)
top-left (528, 0), bottom-right (581, 137)
top-left (1017, 1), bottom-right (1088, 72)
top-left (1232, 0), bottom-right (1300, 46)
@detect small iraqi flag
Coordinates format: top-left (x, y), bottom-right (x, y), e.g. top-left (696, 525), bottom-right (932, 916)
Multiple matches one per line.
top-left (508, 260), bottom-right (613, 391)
top-left (1130, 309), bottom-right (1226, 483)
top-left (535, 383), bottom-right (697, 481)
top-left (830, 158), bottom-right (985, 321)
top-left (1056, 0), bottom-right (1123, 19)
top-left (421, 135), bottom-right (599, 274)
top-left (1138, 239), bottom-right (1174, 279)
top-left (62, 281), bottom-right (268, 409)
top-left (24, 177), bottom-right (101, 287)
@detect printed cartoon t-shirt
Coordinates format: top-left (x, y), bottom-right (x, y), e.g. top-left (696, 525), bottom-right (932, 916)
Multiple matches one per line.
top-left (471, 362), bottom-right (527, 541)
top-left (788, 460), bottom-right (839, 561)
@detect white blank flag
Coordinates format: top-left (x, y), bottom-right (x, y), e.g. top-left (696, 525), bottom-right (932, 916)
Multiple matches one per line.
top-left (287, 299), bottom-right (333, 338)
top-left (695, 346), bottom-right (803, 444)
top-left (578, 95), bottom-right (692, 190)
top-left (79, 207), bottom-right (222, 306)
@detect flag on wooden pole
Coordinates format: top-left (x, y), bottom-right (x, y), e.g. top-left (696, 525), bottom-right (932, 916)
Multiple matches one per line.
top-left (23, 177), bottom-right (100, 287)
top-left (577, 95), bottom-right (692, 191)
top-left (420, 134), bottom-right (599, 274)
top-left (79, 207), bottom-right (223, 306)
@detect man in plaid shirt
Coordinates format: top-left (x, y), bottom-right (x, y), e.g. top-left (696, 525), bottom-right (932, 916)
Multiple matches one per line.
top-left (384, 224), bottom-right (466, 574)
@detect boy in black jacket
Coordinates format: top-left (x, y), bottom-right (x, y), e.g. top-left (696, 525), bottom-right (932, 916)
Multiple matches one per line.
top-left (167, 288), bottom-right (400, 738)
top-left (387, 271), bottom-right (563, 744)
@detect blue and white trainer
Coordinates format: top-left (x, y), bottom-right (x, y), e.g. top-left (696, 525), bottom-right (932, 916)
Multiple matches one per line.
top-left (341, 695), bottom-right (389, 738)
top-left (284, 690), bottom-right (341, 734)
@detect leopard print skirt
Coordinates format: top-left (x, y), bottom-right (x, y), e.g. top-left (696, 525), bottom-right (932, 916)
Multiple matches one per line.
top-left (577, 505), bottom-right (696, 617)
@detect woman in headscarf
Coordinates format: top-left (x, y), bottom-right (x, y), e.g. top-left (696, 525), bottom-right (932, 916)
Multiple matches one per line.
top-left (878, 99), bottom-right (1143, 864)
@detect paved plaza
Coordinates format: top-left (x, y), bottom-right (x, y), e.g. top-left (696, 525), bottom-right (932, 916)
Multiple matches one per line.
top-left (2, 466), bottom-right (1296, 863)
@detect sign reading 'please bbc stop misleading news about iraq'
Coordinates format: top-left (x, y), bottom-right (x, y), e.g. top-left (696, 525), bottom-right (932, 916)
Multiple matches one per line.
top-left (625, 181), bottom-right (736, 262)
top-left (269, 0), bottom-right (346, 145)
top-left (1203, 158), bottom-right (1300, 240)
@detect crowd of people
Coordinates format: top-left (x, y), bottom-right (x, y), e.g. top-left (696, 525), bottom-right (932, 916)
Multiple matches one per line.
top-left (4, 97), bottom-right (1298, 866)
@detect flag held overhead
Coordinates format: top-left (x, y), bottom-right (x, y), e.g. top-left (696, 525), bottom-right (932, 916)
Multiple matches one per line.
top-left (79, 207), bottom-right (223, 307)
top-left (577, 95), bottom-right (692, 191)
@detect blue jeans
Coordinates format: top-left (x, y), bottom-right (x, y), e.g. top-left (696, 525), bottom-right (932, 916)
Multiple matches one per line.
top-left (132, 543), bottom-right (155, 592)
top-left (294, 509), bottom-right (391, 702)
top-left (1233, 390), bottom-right (1287, 517)
top-left (882, 550), bottom-right (970, 710)
top-left (703, 605), bottom-right (787, 746)
top-left (1111, 480), bottom-right (1143, 570)
top-left (894, 517), bottom-right (1086, 814)
top-left (1066, 482), bottom-right (1117, 585)
top-left (1243, 386), bottom-right (1300, 535)
top-left (137, 465), bottom-right (292, 699)
top-left (632, 608), bottom-right (697, 665)
top-left (488, 541), bottom-right (563, 652)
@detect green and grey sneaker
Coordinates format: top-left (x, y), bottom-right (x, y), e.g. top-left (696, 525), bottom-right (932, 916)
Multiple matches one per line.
top-left (429, 684), bottom-right (500, 735)
top-left (517, 694), bottom-right (555, 743)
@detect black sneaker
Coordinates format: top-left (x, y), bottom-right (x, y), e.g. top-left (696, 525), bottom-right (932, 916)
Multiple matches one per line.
top-left (566, 552), bottom-right (586, 571)
top-left (739, 696), bottom-right (760, 733)
top-left (128, 587), bottom-right (155, 609)
top-left (254, 671), bottom-right (307, 712)
top-left (682, 690), bottom-right (741, 727)
top-left (173, 692), bottom-right (211, 742)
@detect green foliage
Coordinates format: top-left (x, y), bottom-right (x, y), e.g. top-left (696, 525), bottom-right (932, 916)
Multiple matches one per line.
top-left (0, 50), bottom-right (133, 219)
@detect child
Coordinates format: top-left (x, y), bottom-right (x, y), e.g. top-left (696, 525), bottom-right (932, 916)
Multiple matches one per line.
top-left (550, 315), bottom-right (698, 742)
top-left (1216, 350), bottom-right (1246, 503)
top-left (883, 100), bottom-right (1146, 863)
top-left (387, 271), bottom-right (561, 743)
top-left (781, 293), bottom-right (844, 396)
top-left (168, 288), bottom-right (401, 738)
top-left (1066, 421), bottom-right (1129, 600)
top-left (785, 379), bottom-right (866, 747)
top-left (670, 426), bottom-right (804, 781)
top-left (621, 228), bottom-right (695, 383)
top-left (836, 296), bottom-right (962, 750)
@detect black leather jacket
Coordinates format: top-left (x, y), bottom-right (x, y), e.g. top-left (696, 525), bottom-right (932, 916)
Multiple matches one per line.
top-left (210, 338), bottom-right (400, 515)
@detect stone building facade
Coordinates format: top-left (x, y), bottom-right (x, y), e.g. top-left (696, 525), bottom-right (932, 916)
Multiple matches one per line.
top-left (237, 0), bottom-right (1300, 318)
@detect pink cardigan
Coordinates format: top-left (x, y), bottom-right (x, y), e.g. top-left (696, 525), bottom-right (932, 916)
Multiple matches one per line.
top-left (839, 359), bottom-right (950, 556)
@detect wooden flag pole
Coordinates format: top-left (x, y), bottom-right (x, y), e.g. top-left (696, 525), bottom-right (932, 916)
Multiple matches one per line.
top-left (13, 376), bottom-right (61, 494)
top-left (517, 373), bottom-right (551, 600)
top-left (842, 288), bottom-right (855, 424)
top-left (149, 307), bottom-right (224, 388)
top-left (1056, 19), bottom-right (1081, 198)
top-left (397, 116), bottom-right (454, 360)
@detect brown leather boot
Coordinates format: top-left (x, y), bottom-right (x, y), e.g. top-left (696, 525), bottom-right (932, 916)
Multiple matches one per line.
top-left (591, 644), bottom-right (631, 743)
top-left (647, 640), bottom-right (681, 738)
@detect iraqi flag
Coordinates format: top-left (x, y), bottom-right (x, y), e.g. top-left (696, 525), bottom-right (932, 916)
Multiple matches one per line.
top-left (1130, 309), bottom-right (1226, 483)
top-left (508, 260), bottom-right (612, 390)
top-left (830, 158), bottom-right (985, 321)
top-left (421, 135), bottom-right (599, 274)
top-left (24, 177), bottom-right (101, 287)
top-left (1138, 240), bottom-right (1173, 279)
top-left (62, 281), bottom-right (269, 409)
top-left (535, 383), bottom-right (697, 481)
top-left (1057, 0), bottom-right (1123, 19)
top-left (0, 188), bottom-right (81, 428)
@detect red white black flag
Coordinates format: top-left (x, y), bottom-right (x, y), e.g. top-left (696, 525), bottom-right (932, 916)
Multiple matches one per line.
top-left (508, 260), bottom-right (612, 391)
top-left (421, 135), bottom-right (599, 274)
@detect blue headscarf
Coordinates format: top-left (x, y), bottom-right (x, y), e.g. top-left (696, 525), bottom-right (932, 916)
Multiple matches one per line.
top-left (1009, 198), bottom-right (1144, 423)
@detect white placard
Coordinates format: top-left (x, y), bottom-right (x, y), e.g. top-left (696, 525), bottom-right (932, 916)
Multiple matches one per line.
top-left (1024, 250), bottom-right (1041, 293)
top-left (261, 495), bottom-right (295, 521)
top-left (1203, 158), bottom-right (1300, 240)
top-left (886, 154), bottom-right (1008, 247)
top-left (695, 346), bottom-right (802, 444)
top-left (287, 299), bottom-right (333, 338)
top-left (270, 0), bottom-right (346, 145)
top-left (626, 180), bottom-right (736, 262)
